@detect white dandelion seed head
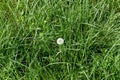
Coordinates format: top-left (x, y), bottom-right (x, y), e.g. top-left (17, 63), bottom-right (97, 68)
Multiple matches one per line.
top-left (57, 38), bottom-right (64, 45)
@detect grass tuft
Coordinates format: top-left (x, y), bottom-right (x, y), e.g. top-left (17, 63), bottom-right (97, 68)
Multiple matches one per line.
top-left (0, 0), bottom-right (120, 79)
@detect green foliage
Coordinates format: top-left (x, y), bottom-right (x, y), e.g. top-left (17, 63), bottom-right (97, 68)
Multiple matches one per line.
top-left (0, 0), bottom-right (120, 79)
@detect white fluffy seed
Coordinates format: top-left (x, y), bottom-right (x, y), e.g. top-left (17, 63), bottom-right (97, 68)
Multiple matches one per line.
top-left (57, 38), bottom-right (64, 45)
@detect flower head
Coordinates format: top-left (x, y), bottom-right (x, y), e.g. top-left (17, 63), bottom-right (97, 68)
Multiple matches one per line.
top-left (57, 38), bottom-right (64, 45)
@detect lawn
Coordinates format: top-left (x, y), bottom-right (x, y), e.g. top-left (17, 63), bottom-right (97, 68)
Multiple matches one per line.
top-left (0, 0), bottom-right (120, 80)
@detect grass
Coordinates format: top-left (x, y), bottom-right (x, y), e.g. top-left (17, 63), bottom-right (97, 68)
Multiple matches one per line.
top-left (0, 0), bottom-right (120, 80)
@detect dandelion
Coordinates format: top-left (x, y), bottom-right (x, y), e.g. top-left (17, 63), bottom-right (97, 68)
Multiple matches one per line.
top-left (56, 38), bottom-right (64, 62)
top-left (57, 38), bottom-right (64, 45)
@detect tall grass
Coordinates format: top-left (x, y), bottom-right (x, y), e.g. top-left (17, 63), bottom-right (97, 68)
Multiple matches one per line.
top-left (0, 0), bottom-right (120, 79)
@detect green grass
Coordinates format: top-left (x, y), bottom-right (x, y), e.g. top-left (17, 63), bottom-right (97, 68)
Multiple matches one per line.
top-left (0, 0), bottom-right (120, 80)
